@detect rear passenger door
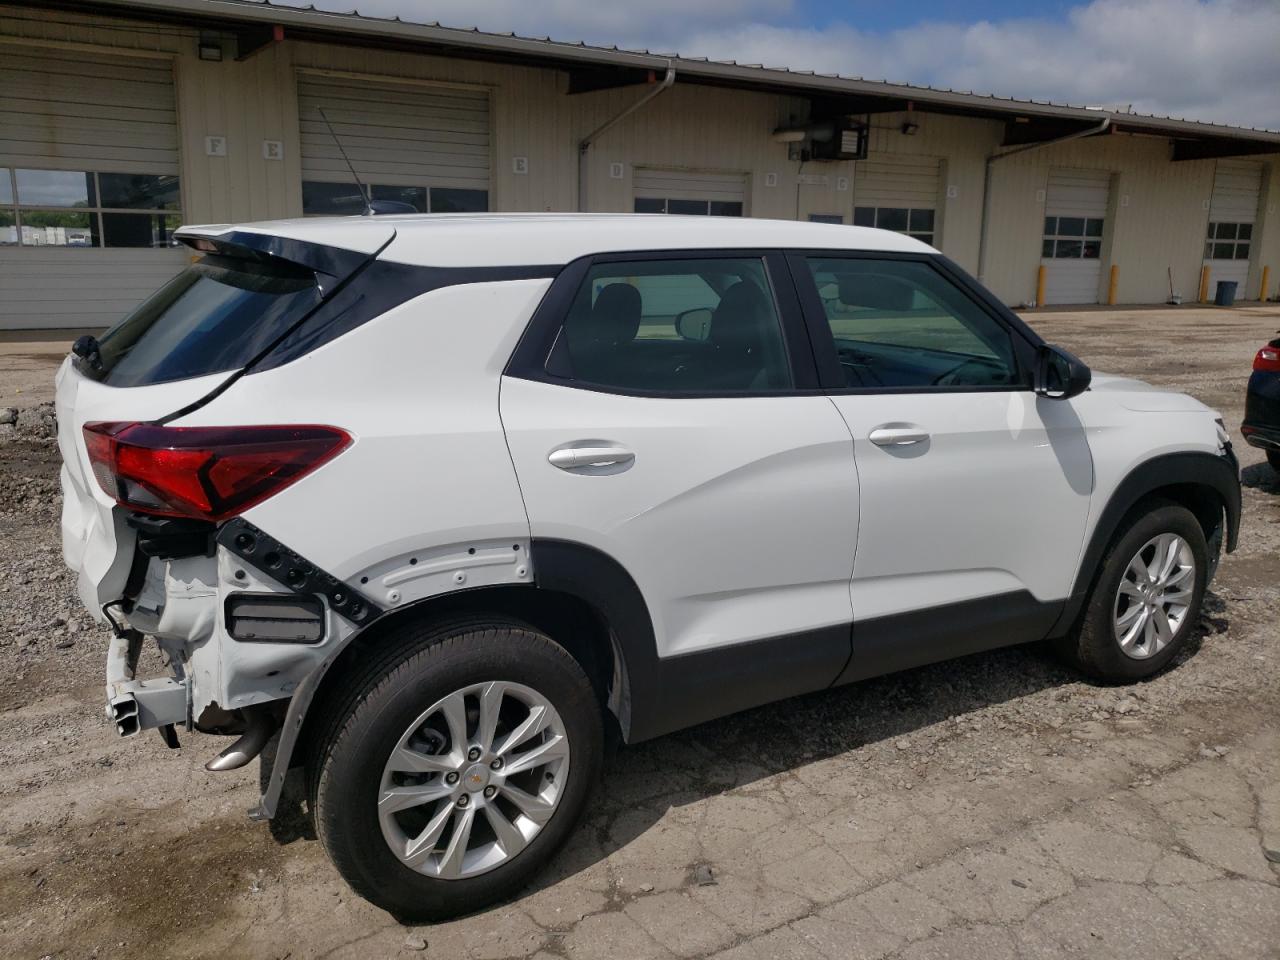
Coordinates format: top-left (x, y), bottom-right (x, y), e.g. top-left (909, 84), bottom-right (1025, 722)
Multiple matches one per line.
top-left (788, 253), bottom-right (1094, 681)
top-left (501, 252), bottom-right (858, 733)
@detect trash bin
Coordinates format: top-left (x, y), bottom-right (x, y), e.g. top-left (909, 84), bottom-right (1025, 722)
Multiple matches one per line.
top-left (1214, 280), bottom-right (1238, 306)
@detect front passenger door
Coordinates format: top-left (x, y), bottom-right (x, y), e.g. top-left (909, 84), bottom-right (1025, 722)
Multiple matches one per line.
top-left (790, 254), bottom-right (1094, 682)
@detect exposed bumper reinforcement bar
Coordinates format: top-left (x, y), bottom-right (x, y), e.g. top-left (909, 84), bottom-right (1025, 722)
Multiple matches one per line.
top-left (105, 629), bottom-right (187, 737)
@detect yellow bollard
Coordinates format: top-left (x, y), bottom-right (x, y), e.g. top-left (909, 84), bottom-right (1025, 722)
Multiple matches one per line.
top-left (1035, 265), bottom-right (1046, 307)
top-left (1107, 264), bottom-right (1119, 305)
top-left (1199, 265), bottom-right (1211, 303)
top-left (1262, 265), bottom-right (1272, 303)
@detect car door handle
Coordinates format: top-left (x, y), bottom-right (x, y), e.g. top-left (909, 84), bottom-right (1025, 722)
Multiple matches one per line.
top-left (868, 425), bottom-right (930, 447)
top-left (548, 445), bottom-right (635, 470)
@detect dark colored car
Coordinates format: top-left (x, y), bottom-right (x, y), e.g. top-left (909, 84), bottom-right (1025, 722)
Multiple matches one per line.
top-left (1242, 335), bottom-right (1280, 472)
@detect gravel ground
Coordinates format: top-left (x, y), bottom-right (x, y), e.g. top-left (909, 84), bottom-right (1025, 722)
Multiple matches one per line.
top-left (0, 306), bottom-right (1277, 959)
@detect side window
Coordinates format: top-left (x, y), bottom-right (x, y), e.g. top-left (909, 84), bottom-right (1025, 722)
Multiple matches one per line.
top-left (551, 258), bottom-right (793, 394)
top-left (804, 258), bottom-right (1021, 390)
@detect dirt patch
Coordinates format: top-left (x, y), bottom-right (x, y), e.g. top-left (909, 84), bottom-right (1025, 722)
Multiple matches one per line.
top-left (2, 805), bottom-right (289, 957)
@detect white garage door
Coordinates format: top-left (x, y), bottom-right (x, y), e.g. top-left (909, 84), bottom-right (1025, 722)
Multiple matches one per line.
top-left (298, 73), bottom-right (490, 215)
top-left (853, 155), bottom-right (941, 244)
top-left (1203, 159), bottom-right (1262, 297)
top-left (0, 47), bottom-right (186, 331)
top-left (1040, 168), bottom-right (1110, 305)
top-left (633, 168), bottom-right (746, 216)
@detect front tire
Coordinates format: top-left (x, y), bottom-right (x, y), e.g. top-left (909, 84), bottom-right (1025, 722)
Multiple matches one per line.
top-left (1063, 501), bottom-right (1208, 682)
top-left (311, 616), bottom-right (603, 921)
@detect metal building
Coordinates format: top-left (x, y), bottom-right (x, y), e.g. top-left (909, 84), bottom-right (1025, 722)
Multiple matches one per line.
top-left (2, 0), bottom-right (1278, 329)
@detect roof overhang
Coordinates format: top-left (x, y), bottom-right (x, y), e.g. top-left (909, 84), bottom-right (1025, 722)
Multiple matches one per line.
top-left (25, 0), bottom-right (1280, 159)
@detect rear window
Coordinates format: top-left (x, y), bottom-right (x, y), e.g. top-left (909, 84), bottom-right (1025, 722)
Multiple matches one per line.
top-left (94, 253), bottom-right (321, 387)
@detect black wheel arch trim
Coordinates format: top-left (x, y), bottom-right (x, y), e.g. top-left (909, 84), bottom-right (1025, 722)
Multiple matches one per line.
top-left (1049, 449), bottom-right (1241, 638)
top-left (527, 540), bottom-right (656, 742)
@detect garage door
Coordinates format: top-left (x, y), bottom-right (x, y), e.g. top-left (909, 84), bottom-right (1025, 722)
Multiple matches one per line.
top-left (1203, 159), bottom-right (1262, 297)
top-left (1040, 168), bottom-right (1110, 305)
top-left (0, 47), bottom-right (186, 331)
top-left (853, 155), bottom-right (941, 244)
top-left (298, 73), bottom-right (490, 215)
top-left (633, 168), bottom-right (746, 216)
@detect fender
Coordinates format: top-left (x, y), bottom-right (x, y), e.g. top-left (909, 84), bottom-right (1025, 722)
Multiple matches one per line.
top-left (1048, 448), bottom-right (1241, 638)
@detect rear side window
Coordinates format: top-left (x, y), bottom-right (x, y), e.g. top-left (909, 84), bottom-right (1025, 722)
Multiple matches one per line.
top-left (549, 257), bottom-right (793, 394)
top-left (804, 257), bottom-right (1021, 390)
top-left (95, 254), bottom-right (321, 387)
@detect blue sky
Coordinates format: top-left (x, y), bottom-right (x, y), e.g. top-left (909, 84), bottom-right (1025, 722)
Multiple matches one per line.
top-left (793, 1), bottom-right (1077, 30)
top-left (272, 0), bottom-right (1280, 129)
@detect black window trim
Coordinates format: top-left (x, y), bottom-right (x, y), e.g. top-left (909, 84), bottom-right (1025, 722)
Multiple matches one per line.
top-left (783, 249), bottom-right (1044, 395)
top-left (504, 247), bottom-right (826, 399)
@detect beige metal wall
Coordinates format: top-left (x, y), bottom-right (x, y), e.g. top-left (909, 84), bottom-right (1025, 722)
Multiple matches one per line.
top-left (1254, 161), bottom-right (1280, 301)
top-left (984, 136), bottom-right (1279, 305)
top-left (1, 2), bottom-right (1278, 331)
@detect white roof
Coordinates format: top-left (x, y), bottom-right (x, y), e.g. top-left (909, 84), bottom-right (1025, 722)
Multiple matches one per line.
top-left (175, 213), bottom-right (935, 268)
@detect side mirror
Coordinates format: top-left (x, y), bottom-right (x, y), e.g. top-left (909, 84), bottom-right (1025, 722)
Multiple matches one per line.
top-left (674, 307), bottom-right (713, 342)
top-left (1035, 344), bottom-right (1091, 400)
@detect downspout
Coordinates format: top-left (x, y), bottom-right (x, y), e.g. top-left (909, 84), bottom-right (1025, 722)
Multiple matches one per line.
top-left (977, 116), bottom-right (1111, 285)
top-left (578, 64), bottom-right (676, 212)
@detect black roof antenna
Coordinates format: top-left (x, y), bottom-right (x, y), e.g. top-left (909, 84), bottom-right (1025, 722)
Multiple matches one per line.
top-left (317, 107), bottom-right (415, 216)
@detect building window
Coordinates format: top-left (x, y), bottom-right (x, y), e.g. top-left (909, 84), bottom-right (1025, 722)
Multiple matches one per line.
top-left (0, 168), bottom-right (181, 248)
top-left (1204, 221), bottom-right (1251, 261)
top-left (633, 197), bottom-right (744, 216)
top-left (853, 206), bottom-right (934, 245)
top-left (301, 181), bottom-right (488, 216)
top-left (808, 214), bottom-right (844, 224)
top-left (1042, 216), bottom-right (1103, 259)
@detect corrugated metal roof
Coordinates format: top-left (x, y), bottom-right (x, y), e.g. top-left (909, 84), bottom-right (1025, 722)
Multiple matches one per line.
top-left (68, 0), bottom-right (1280, 143)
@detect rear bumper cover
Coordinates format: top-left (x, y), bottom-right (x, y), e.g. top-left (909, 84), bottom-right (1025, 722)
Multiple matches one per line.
top-left (1241, 423), bottom-right (1280, 451)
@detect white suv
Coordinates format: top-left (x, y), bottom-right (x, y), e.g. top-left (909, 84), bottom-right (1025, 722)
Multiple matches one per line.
top-left (56, 214), bottom-right (1241, 919)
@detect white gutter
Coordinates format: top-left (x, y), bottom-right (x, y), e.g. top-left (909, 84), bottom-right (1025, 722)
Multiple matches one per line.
top-left (577, 65), bottom-right (676, 212)
top-left (977, 117), bottom-right (1111, 285)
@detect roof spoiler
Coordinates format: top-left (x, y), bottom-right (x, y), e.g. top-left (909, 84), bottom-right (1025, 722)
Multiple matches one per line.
top-left (174, 228), bottom-right (380, 295)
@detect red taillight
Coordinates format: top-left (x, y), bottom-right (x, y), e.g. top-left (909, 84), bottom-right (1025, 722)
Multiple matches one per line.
top-left (1254, 345), bottom-right (1280, 372)
top-left (82, 422), bottom-right (351, 522)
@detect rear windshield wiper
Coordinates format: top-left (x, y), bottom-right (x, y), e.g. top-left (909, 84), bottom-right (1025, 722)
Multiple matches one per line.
top-left (72, 334), bottom-right (104, 375)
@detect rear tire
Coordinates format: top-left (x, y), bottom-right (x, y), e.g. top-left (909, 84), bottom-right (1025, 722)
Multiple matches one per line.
top-left (1267, 449), bottom-right (1280, 473)
top-left (311, 615), bottom-right (602, 921)
top-left (1061, 500), bottom-right (1208, 682)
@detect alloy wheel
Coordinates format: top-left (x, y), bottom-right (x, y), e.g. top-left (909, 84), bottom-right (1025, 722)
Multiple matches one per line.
top-left (1112, 532), bottom-right (1196, 659)
top-left (377, 681), bottom-right (570, 879)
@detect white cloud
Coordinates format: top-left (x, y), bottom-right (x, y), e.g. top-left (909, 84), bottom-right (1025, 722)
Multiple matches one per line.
top-left (680, 0), bottom-right (1280, 129)
top-left (274, 0), bottom-right (1280, 129)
